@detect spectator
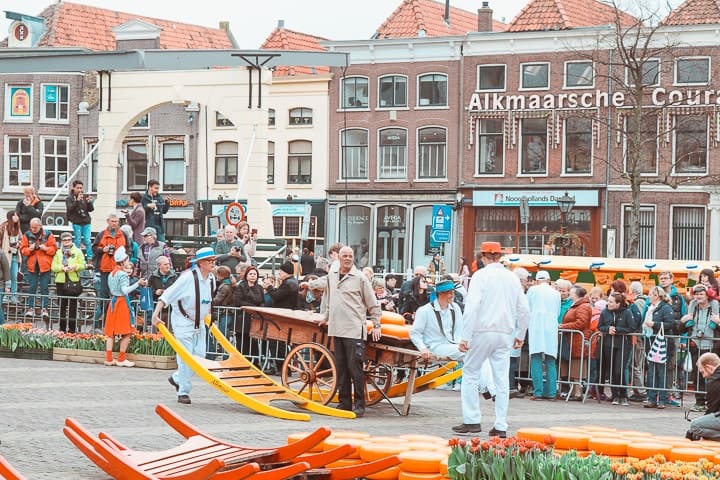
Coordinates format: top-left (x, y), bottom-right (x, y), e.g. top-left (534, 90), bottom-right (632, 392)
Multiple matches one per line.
top-left (385, 274), bottom-right (398, 294)
top-left (526, 270), bottom-right (560, 401)
top-left (15, 186), bottom-right (43, 234)
top-left (598, 292), bottom-right (638, 406)
top-left (558, 285), bottom-right (592, 400)
top-left (208, 265), bottom-right (235, 359)
top-left (233, 265), bottom-right (264, 358)
top-left (629, 281), bottom-right (648, 402)
top-left (699, 268), bottom-right (720, 301)
top-left (643, 286), bottom-right (676, 409)
top-left (400, 275), bottom-right (429, 324)
top-left (264, 261), bottom-right (298, 309)
top-left (556, 279), bottom-right (573, 323)
top-left (300, 247), bottom-right (315, 276)
top-left (52, 232), bottom-right (86, 333)
top-left (427, 253), bottom-right (446, 280)
top-left (309, 257), bottom-right (329, 277)
top-left (147, 256), bottom-right (177, 328)
top-left (459, 256), bottom-right (471, 290)
top-left (92, 213), bottom-right (127, 325)
top-left (0, 247), bottom-right (9, 325)
top-left (686, 352), bottom-right (720, 441)
top-left (120, 225), bottom-right (139, 267)
top-left (65, 180), bottom-right (94, 263)
top-left (298, 274), bottom-right (321, 311)
top-left (399, 266), bottom-right (428, 306)
top-left (137, 227), bottom-right (170, 279)
top-left (20, 218), bottom-right (57, 323)
top-left (373, 278), bottom-right (396, 312)
top-left (124, 192), bottom-right (145, 245)
top-left (0, 211), bottom-right (21, 303)
top-left (141, 179), bottom-right (170, 242)
top-left (237, 221), bottom-right (257, 261)
top-left (214, 225), bottom-right (246, 272)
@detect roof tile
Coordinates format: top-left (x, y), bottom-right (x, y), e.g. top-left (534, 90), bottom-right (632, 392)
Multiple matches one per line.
top-left (663, 0), bottom-right (720, 25)
top-left (507, 0), bottom-right (637, 32)
top-left (261, 28), bottom-right (329, 77)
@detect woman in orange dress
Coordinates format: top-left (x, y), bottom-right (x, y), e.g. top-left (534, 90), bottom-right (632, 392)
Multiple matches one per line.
top-left (104, 246), bottom-right (146, 367)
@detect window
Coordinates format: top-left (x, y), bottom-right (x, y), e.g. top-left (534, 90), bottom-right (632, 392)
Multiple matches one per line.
top-left (289, 107), bottom-right (313, 125)
top-left (674, 115), bottom-right (707, 174)
top-left (4, 85), bottom-right (32, 122)
top-left (132, 114), bottom-right (149, 128)
top-left (624, 115), bottom-right (658, 174)
top-left (340, 129), bottom-right (368, 180)
top-left (521, 63), bottom-right (549, 89)
top-left (287, 140), bottom-right (312, 184)
top-left (520, 118), bottom-right (547, 174)
top-left (565, 61), bottom-right (593, 88)
top-left (161, 142), bottom-right (185, 192)
top-left (41, 84), bottom-right (69, 122)
top-left (41, 137), bottom-right (69, 189)
top-left (563, 117), bottom-right (592, 174)
top-left (268, 109), bottom-right (276, 126)
top-left (378, 128), bottom-right (407, 179)
top-left (267, 141), bottom-right (275, 184)
top-left (125, 143), bottom-right (148, 191)
top-left (477, 65), bottom-right (506, 91)
top-left (86, 141), bottom-right (99, 192)
top-left (417, 127), bottom-right (446, 179)
top-left (627, 59), bottom-right (660, 86)
top-left (272, 216), bottom-right (317, 238)
top-left (623, 205), bottom-right (655, 258)
top-left (216, 112), bottom-right (234, 127)
top-left (672, 206), bottom-right (705, 260)
top-left (5, 136), bottom-right (32, 188)
top-left (378, 75), bottom-right (407, 108)
top-left (342, 76), bottom-right (369, 108)
top-left (215, 141), bottom-right (238, 184)
top-left (418, 74), bottom-right (447, 107)
top-left (375, 205), bottom-right (406, 273)
top-left (476, 119), bottom-right (504, 175)
top-left (338, 206), bottom-right (371, 265)
top-left (676, 58), bottom-right (710, 85)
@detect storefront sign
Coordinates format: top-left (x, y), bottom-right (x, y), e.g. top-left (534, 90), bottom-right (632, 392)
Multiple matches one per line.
top-left (472, 190), bottom-right (599, 207)
top-left (346, 215), bottom-right (369, 225)
top-left (168, 198), bottom-right (188, 207)
top-left (271, 204), bottom-right (306, 217)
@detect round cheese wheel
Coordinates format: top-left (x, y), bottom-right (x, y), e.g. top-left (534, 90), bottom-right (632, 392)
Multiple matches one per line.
top-left (381, 312), bottom-right (406, 325)
top-left (617, 430), bottom-right (653, 439)
top-left (579, 426), bottom-right (617, 433)
top-left (326, 459), bottom-right (363, 469)
top-left (587, 437), bottom-right (629, 457)
top-left (287, 432), bottom-right (325, 452)
top-left (367, 436), bottom-right (404, 444)
top-left (359, 443), bottom-right (408, 463)
top-left (626, 442), bottom-right (672, 460)
top-left (381, 324), bottom-right (411, 339)
top-left (438, 457), bottom-right (448, 476)
top-left (714, 453), bottom-right (720, 465)
top-left (331, 431), bottom-right (371, 439)
top-left (548, 427), bottom-right (587, 434)
top-left (398, 472), bottom-right (443, 480)
top-left (406, 442), bottom-right (443, 451)
top-left (669, 447), bottom-right (715, 463)
top-left (398, 450), bottom-right (445, 473)
top-left (550, 432), bottom-right (590, 451)
top-left (322, 437), bottom-right (367, 459)
top-left (398, 434), bottom-right (447, 444)
top-left (516, 428), bottom-right (554, 444)
top-left (367, 466), bottom-right (401, 480)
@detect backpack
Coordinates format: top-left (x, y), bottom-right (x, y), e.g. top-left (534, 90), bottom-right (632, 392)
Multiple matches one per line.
top-left (628, 303), bottom-right (643, 333)
top-left (669, 292), bottom-right (686, 335)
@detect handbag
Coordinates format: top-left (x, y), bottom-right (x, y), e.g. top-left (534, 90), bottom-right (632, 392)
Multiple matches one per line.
top-left (646, 323), bottom-right (667, 364)
top-left (63, 278), bottom-right (83, 296)
top-left (139, 286), bottom-right (154, 311)
top-left (683, 351), bottom-right (694, 373)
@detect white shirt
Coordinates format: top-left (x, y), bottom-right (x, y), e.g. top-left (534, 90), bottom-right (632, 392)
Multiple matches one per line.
top-left (410, 300), bottom-right (463, 352)
top-left (159, 267), bottom-right (214, 334)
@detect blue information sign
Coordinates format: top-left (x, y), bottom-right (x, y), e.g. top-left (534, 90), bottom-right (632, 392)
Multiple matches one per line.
top-left (430, 205), bottom-right (452, 244)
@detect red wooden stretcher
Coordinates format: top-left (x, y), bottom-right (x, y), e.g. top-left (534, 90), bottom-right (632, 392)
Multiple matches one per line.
top-left (0, 455), bottom-right (26, 480)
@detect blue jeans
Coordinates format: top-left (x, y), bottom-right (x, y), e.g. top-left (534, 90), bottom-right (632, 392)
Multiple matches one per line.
top-left (530, 353), bottom-right (557, 398)
top-left (27, 270), bottom-right (50, 309)
top-left (73, 223), bottom-right (92, 260)
top-left (94, 272), bottom-right (109, 323)
top-left (9, 254), bottom-right (18, 299)
top-left (647, 361), bottom-right (668, 404)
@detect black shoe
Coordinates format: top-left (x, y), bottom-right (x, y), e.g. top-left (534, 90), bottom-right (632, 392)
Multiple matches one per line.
top-left (488, 428), bottom-right (507, 438)
top-left (168, 376), bottom-right (179, 392)
top-left (337, 404), bottom-right (352, 412)
top-left (686, 430), bottom-right (701, 441)
top-left (353, 407), bottom-right (365, 418)
top-left (452, 423), bottom-right (482, 434)
top-left (177, 395), bottom-right (191, 404)
top-left (482, 390), bottom-right (493, 400)
top-left (509, 390), bottom-right (525, 399)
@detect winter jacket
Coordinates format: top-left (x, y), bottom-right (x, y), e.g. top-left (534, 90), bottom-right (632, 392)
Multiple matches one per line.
top-left (19, 229), bottom-right (57, 273)
top-left (65, 194), bottom-right (94, 225)
top-left (234, 281), bottom-right (264, 308)
top-left (125, 204), bottom-right (145, 245)
top-left (141, 192), bottom-right (169, 236)
top-left (559, 297), bottom-right (592, 359)
top-left (15, 197), bottom-right (43, 233)
top-left (705, 366), bottom-right (720, 415)
top-left (266, 277), bottom-right (299, 310)
top-left (51, 245), bottom-right (86, 284)
top-left (598, 306), bottom-right (637, 350)
top-left (93, 228), bottom-right (127, 273)
top-left (137, 241), bottom-right (170, 278)
top-left (213, 281), bottom-right (235, 308)
top-left (148, 268), bottom-right (178, 300)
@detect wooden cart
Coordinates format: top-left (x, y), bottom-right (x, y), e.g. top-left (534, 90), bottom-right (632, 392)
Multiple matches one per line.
top-left (242, 306), bottom-right (459, 416)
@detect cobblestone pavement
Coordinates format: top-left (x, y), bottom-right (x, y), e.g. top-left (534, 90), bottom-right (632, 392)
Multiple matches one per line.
top-left (0, 358), bottom-right (693, 479)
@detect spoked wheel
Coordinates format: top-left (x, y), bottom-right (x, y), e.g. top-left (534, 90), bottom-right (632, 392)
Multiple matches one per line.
top-left (281, 343), bottom-right (338, 405)
top-left (365, 362), bottom-right (393, 406)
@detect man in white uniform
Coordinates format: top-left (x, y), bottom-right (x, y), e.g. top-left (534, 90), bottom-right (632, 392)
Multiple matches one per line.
top-left (411, 280), bottom-right (464, 360)
top-left (526, 270), bottom-right (560, 400)
top-left (152, 247), bottom-right (216, 405)
top-left (453, 242), bottom-right (530, 437)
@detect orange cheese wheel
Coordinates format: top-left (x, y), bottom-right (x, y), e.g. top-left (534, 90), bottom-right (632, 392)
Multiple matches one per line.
top-left (398, 473), bottom-right (443, 480)
top-left (322, 437), bottom-right (367, 459)
top-left (381, 324), bottom-right (411, 339)
top-left (438, 458), bottom-right (448, 476)
top-left (367, 436), bottom-right (404, 444)
top-left (367, 466), bottom-right (401, 480)
top-left (714, 454), bottom-right (720, 465)
top-left (359, 443), bottom-right (408, 463)
top-left (617, 430), bottom-right (652, 438)
top-left (517, 428), bottom-right (554, 444)
top-left (381, 312), bottom-right (406, 325)
top-left (579, 426), bottom-right (617, 433)
top-left (327, 459), bottom-right (363, 469)
top-left (287, 432), bottom-right (325, 452)
top-left (398, 434), bottom-right (447, 444)
top-left (398, 451), bottom-right (445, 473)
top-left (551, 432), bottom-right (590, 451)
top-left (435, 446), bottom-right (452, 455)
top-left (669, 447), bottom-right (715, 463)
top-left (626, 443), bottom-right (672, 460)
top-left (587, 437), bottom-right (629, 457)
top-left (406, 442), bottom-right (444, 451)
top-left (331, 431), bottom-right (371, 439)
top-left (652, 435), bottom-right (686, 443)
top-left (548, 427), bottom-right (587, 434)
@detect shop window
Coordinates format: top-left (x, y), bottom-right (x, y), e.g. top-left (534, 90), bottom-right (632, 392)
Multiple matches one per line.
top-left (477, 65), bottom-right (505, 91)
top-left (673, 115), bottom-right (707, 174)
top-left (41, 136), bottom-right (69, 189)
top-left (5, 135), bottom-right (32, 188)
top-left (624, 116), bottom-right (658, 174)
top-left (340, 129), bottom-right (368, 180)
top-left (672, 206), bottom-right (705, 260)
top-left (288, 140), bottom-right (312, 184)
top-left (622, 205), bottom-right (655, 258)
top-left (376, 205), bottom-right (406, 274)
top-left (476, 119), bottom-right (503, 175)
top-left (417, 127), bottom-right (446, 179)
top-left (342, 76), bottom-right (369, 109)
top-left (379, 75), bottom-right (407, 108)
top-left (564, 61), bottom-right (593, 88)
top-left (215, 141), bottom-right (238, 184)
top-left (125, 142), bottom-right (148, 191)
top-left (418, 73), bottom-right (447, 107)
top-left (267, 141), bottom-right (275, 184)
top-left (675, 57), bottom-right (710, 85)
top-left (563, 117), bottom-right (592, 174)
top-left (339, 205), bottom-right (371, 267)
top-left (520, 118), bottom-right (547, 175)
top-left (272, 216), bottom-right (318, 239)
top-left (41, 84), bottom-right (69, 122)
top-left (289, 107), bottom-right (313, 125)
top-left (378, 128), bottom-right (407, 179)
top-left (521, 63), bottom-right (549, 89)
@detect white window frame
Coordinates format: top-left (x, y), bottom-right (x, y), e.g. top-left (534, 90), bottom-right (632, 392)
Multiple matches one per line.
top-left (563, 60), bottom-right (594, 89)
top-left (477, 64), bottom-right (506, 92)
top-left (159, 141), bottom-right (186, 194)
top-left (622, 114), bottom-right (659, 176)
top-left (341, 76), bottom-right (370, 110)
top-left (288, 107), bottom-right (313, 126)
top-left (625, 58), bottom-right (660, 87)
top-left (416, 72), bottom-right (448, 108)
top-left (3, 135), bottom-right (32, 191)
top-left (672, 114), bottom-right (708, 176)
top-left (561, 117), bottom-right (593, 176)
top-left (4, 84), bottom-right (33, 123)
top-left (620, 204), bottom-right (656, 259)
top-left (123, 141), bottom-right (149, 192)
top-left (39, 135), bottom-right (70, 193)
top-left (518, 117), bottom-right (548, 177)
top-left (267, 141), bottom-right (275, 185)
top-left (416, 126), bottom-right (447, 181)
top-left (520, 62), bottom-right (550, 90)
top-left (669, 205), bottom-right (706, 261)
top-left (674, 56), bottom-right (711, 86)
top-left (287, 139), bottom-right (312, 185)
top-left (377, 74), bottom-right (408, 109)
top-left (84, 139), bottom-right (99, 194)
top-left (268, 108), bottom-right (276, 127)
top-left (475, 118), bottom-right (505, 176)
top-left (39, 83), bottom-right (70, 124)
top-left (214, 141), bottom-right (238, 185)
top-left (339, 128), bottom-right (369, 182)
top-left (377, 127), bottom-right (408, 180)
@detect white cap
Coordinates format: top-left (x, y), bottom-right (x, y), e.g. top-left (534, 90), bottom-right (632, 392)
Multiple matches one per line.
top-left (113, 246), bottom-right (128, 263)
top-left (535, 270), bottom-right (551, 281)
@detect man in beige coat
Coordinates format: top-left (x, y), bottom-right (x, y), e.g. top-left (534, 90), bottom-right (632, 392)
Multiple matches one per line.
top-left (320, 246), bottom-right (381, 417)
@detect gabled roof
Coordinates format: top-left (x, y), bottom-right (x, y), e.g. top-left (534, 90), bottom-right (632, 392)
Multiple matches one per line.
top-left (374, 0), bottom-right (505, 39)
top-left (663, 0), bottom-right (720, 25)
top-left (507, 0), bottom-right (638, 32)
top-left (28, 1), bottom-right (233, 50)
top-left (261, 27), bottom-right (329, 77)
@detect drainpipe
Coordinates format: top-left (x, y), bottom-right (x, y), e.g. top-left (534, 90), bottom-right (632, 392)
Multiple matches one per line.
top-left (603, 42), bottom-right (613, 254)
top-left (455, 38), bottom-right (467, 273)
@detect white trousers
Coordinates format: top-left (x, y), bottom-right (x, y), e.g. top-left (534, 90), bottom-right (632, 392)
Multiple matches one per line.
top-left (432, 344), bottom-right (494, 395)
top-left (460, 331), bottom-right (512, 430)
top-left (171, 327), bottom-right (206, 396)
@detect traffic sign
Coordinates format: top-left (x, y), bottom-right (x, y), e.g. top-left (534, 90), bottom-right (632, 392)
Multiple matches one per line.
top-left (430, 205), bottom-right (452, 244)
top-left (431, 230), bottom-right (450, 243)
top-left (224, 202), bottom-right (246, 225)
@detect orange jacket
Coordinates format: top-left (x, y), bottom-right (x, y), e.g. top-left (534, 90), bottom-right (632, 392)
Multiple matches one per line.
top-left (19, 229), bottom-right (57, 273)
top-left (97, 229), bottom-right (127, 273)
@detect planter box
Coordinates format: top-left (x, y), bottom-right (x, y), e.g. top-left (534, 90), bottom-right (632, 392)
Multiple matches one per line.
top-left (0, 347), bottom-right (53, 361)
top-left (52, 348), bottom-right (177, 370)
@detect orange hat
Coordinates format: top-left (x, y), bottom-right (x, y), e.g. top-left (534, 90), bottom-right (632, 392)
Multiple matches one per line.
top-left (480, 241), bottom-right (502, 254)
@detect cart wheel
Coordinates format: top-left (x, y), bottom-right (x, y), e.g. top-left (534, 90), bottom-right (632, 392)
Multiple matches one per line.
top-left (365, 362), bottom-right (393, 406)
top-left (281, 343), bottom-right (338, 405)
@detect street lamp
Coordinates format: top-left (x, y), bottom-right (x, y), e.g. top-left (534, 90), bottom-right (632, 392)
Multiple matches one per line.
top-left (555, 191), bottom-right (576, 255)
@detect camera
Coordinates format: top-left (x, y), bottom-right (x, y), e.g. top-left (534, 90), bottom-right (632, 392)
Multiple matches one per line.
top-left (107, 245), bottom-right (116, 256)
top-left (697, 331), bottom-right (705, 338)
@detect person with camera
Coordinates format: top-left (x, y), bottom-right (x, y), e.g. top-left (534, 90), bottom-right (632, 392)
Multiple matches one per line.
top-left (137, 227), bottom-right (170, 279)
top-left (92, 214), bottom-right (127, 326)
top-left (686, 352), bottom-right (720, 441)
top-left (214, 225), bottom-right (246, 272)
top-left (52, 232), bottom-right (86, 333)
top-left (141, 180), bottom-right (170, 242)
top-left (0, 211), bottom-right (21, 303)
top-left (15, 186), bottom-right (43, 234)
top-left (65, 180), bottom-right (94, 263)
top-left (124, 192), bottom-right (145, 245)
top-left (19, 218), bottom-right (57, 323)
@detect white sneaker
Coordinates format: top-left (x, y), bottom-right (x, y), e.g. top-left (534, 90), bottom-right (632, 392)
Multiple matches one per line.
top-left (103, 360), bottom-right (115, 366)
top-left (116, 359), bottom-right (135, 367)
top-left (452, 383), bottom-right (462, 391)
